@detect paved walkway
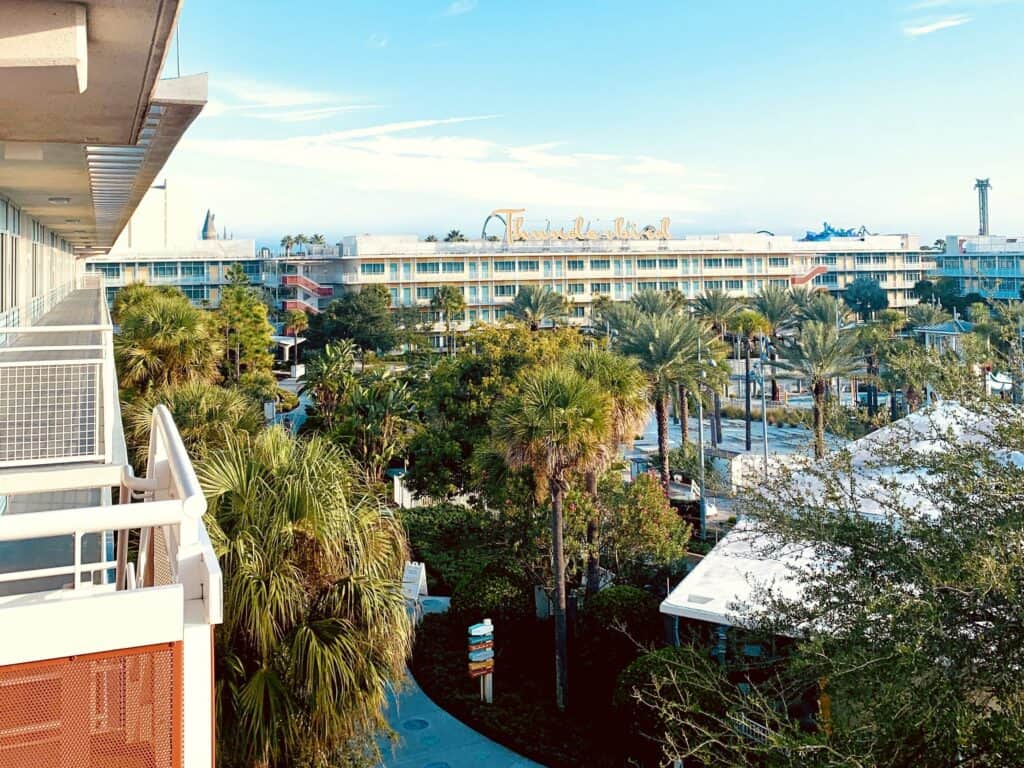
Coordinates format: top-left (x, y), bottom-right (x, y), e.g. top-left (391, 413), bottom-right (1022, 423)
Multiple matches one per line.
top-left (378, 673), bottom-right (544, 768)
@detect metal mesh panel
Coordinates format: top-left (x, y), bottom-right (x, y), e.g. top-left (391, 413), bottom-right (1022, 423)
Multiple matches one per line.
top-left (0, 362), bottom-right (100, 464)
top-left (0, 643), bottom-right (182, 768)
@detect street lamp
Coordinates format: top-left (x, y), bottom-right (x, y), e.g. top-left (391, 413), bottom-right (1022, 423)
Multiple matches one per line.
top-left (756, 334), bottom-right (771, 480)
top-left (695, 334), bottom-right (717, 539)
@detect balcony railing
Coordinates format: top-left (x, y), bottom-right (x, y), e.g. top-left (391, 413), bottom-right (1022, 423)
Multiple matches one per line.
top-left (281, 273), bottom-right (333, 297)
top-left (283, 297), bottom-right (320, 314)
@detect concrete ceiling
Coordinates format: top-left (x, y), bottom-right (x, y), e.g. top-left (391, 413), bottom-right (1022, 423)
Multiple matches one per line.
top-left (0, 1), bottom-right (205, 255)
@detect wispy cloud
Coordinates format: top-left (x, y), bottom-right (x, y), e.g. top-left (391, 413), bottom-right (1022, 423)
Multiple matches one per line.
top-left (366, 33), bottom-right (389, 48)
top-left (907, 0), bottom-right (953, 9)
top-left (202, 75), bottom-right (376, 123)
top-left (903, 13), bottom-right (972, 35)
top-left (443, 0), bottom-right (477, 16)
top-left (180, 115), bottom-right (723, 222)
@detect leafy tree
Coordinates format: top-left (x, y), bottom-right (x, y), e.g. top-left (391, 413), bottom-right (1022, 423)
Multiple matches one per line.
top-left (309, 285), bottom-right (398, 354)
top-left (115, 290), bottom-right (223, 393)
top-left (201, 428), bottom-right (411, 768)
top-left (111, 282), bottom-right (187, 324)
top-left (330, 370), bottom-right (415, 482)
top-left (510, 285), bottom-right (569, 330)
top-left (907, 302), bottom-right (950, 329)
top-left (569, 349), bottom-right (650, 594)
top-left (237, 369), bottom-right (280, 406)
top-left (842, 276), bottom-right (889, 321)
top-left (218, 280), bottom-right (275, 381)
top-left (491, 365), bottom-right (610, 710)
top-left (774, 321), bottom-right (860, 458)
top-left (122, 380), bottom-right (259, 468)
top-left (635, 402), bottom-right (1024, 767)
top-left (225, 262), bottom-right (250, 286)
top-left (300, 340), bottom-right (358, 429)
top-left (430, 284), bottom-right (465, 356)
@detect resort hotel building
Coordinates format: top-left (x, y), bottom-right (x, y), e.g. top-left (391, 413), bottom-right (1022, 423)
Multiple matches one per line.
top-left (931, 234), bottom-right (1024, 301)
top-left (0, 3), bottom-right (221, 767)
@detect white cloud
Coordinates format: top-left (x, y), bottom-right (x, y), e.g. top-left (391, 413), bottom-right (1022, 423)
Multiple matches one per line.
top-left (201, 75), bottom-right (375, 123)
top-left (367, 33), bottom-right (389, 48)
top-left (443, 0), bottom-right (478, 16)
top-left (903, 14), bottom-right (972, 35)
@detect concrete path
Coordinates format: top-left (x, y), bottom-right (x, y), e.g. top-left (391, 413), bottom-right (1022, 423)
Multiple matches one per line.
top-left (378, 673), bottom-right (544, 768)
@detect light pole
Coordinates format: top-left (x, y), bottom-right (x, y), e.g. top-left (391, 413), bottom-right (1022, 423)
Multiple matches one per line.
top-left (696, 335), bottom-right (707, 539)
top-left (758, 334), bottom-right (770, 481)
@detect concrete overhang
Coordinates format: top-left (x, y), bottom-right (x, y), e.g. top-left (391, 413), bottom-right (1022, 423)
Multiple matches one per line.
top-left (0, 1), bottom-right (206, 255)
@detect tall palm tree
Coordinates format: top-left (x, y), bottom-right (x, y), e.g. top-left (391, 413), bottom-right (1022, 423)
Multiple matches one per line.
top-left (279, 234), bottom-right (295, 256)
top-left (617, 313), bottom-right (701, 489)
top-left (123, 380), bottom-right (259, 468)
top-left (800, 293), bottom-right (851, 327)
top-left (310, 233), bottom-right (327, 248)
top-left (430, 285), bottom-right (465, 356)
top-left (631, 287), bottom-right (684, 317)
top-left (285, 308), bottom-right (309, 365)
top-left (115, 292), bottom-right (223, 392)
top-left (753, 285), bottom-right (797, 401)
top-left (734, 310), bottom-right (771, 451)
top-left (294, 233), bottom-right (309, 254)
top-left (201, 428), bottom-right (411, 766)
top-left (569, 349), bottom-right (650, 595)
top-left (789, 285), bottom-right (820, 315)
top-left (774, 321), bottom-right (861, 459)
top-left (510, 285), bottom-right (569, 330)
top-left (692, 288), bottom-right (740, 339)
top-left (443, 229), bottom-right (467, 243)
top-left (300, 340), bottom-right (358, 428)
top-left (492, 366), bottom-right (610, 710)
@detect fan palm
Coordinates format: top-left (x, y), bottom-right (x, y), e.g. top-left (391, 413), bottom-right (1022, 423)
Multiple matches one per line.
top-left (569, 349), bottom-right (650, 595)
top-left (692, 288), bottom-right (740, 338)
top-left (510, 285), bottom-right (569, 330)
top-left (775, 321), bottom-right (861, 458)
top-left (300, 340), bottom-right (358, 427)
top-left (311, 233), bottom-right (327, 248)
top-left (430, 285), bottom-right (465, 356)
top-left (201, 428), bottom-right (410, 767)
top-left (906, 303), bottom-right (950, 329)
top-left (491, 366), bottom-right (610, 710)
top-left (279, 234), bottom-right (295, 256)
top-left (617, 313), bottom-right (702, 488)
top-left (294, 233), bottom-right (309, 253)
top-left (122, 380), bottom-right (259, 468)
top-left (752, 285), bottom-right (797, 401)
top-left (115, 292), bottom-right (223, 392)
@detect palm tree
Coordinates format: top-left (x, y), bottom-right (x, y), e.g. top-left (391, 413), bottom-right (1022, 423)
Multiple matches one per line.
top-left (201, 428), bottom-right (411, 766)
top-left (799, 293), bottom-right (851, 327)
top-left (510, 285), bottom-right (569, 330)
top-left (310, 233), bottom-right (327, 249)
top-left (122, 380), bottom-right (260, 468)
top-left (734, 309), bottom-right (770, 451)
top-left (617, 313), bottom-right (701, 489)
top-left (424, 234), bottom-right (438, 243)
top-left (907, 302), bottom-right (950, 329)
top-left (294, 233), bottom-right (309, 254)
top-left (279, 234), bottom-right (295, 256)
top-left (631, 287), bottom-right (684, 317)
top-left (331, 371), bottom-right (416, 482)
top-left (300, 340), bottom-right (357, 428)
top-left (774, 321), bottom-right (861, 459)
top-left (115, 292), bottom-right (223, 392)
top-left (443, 229), bottom-right (467, 243)
top-left (789, 285), bottom-right (820, 315)
top-left (430, 285), bottom-right (465, 356)
top-left (569, 349), bottom-right (650, 595)
top-left (753, 285), bottom-right (797, 401)
top-left (692, 288), bottom-right (740, 339)
top-left (285, 308), bottom-right (309, 365)
top-left (492, 366), bottom-right (610, 710)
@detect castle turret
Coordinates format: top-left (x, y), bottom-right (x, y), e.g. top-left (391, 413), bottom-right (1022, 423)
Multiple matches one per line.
top-left (202, 209), bottom-right (218, 240)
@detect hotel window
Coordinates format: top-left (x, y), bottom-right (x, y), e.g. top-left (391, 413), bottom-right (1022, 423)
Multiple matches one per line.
top-left (416, 262), bottom-right (440, 274)
top-left (495, 308), bottom-right (509, 319)
top-left (518, 260), bottom-right (539, 272)
top-left (468, 262), bottom-right (477, 278)
top-left (390, 263), bottom-right (399, 280)
top-left (494, 260), bottom-right (516, 272)
top-left (572, 306), bottom-right (586, 318)
top-left (94, 263), bottom-right (122, 278)
top-left (403, 263), bottom-right (412, 279)
top-left (624, 259), bottom-right (634, 275)
top-left (442, 261), bottom-right (464, 273)
top-left (659, 281), bottom-right (677, 291)
top-left (182, 285), bottom-right (206, 302)
top-left (402, 287), bottom-right (411, 305)
top-left (567, 259), bottom-right (584, 271)
top-left (637, 259), bottom-right (657, 270)
top-left (614, 260), bottom-right (623, 275)
top-left (637, 281), bottom-right (659, 291)
top-left (361, 263), bottom-right (386, 274)
top-left (905, 254), bottom-right (920, 264)
top-left (389, 288), bottom-right (399, 304)
top-left (468, 286), bottom-right (479, 300)
top-left (814, 273), bottom-right (838, 285)
top-left (555, 260), bottom-right (564, 276)
top-left (151, 262), bottom-right (178, 279)
top-left (495, 284), bottom-right (516, 297)
top-left (769, 279), bottom-right (788, 288)
top-left (468, 310), bottom-right (477, 321)
top-left (658, 259), bottom-right (678, 269)
top-left (724, 257), bottom-right (742, 268)
top-left (481, 286), bottom-right (489, 301)
top-left (855, 255), bottom-right (872, 265)
top-left (679, 259), bottom-right (689, 273)
top-left (768, 257), bottom-right (789, 268)
top-left (614, 283), bottom-right (623, 298)
top-left (567, 283), bottom-right (584, 295)
top-left (481, 310), bottom-right (490, 321)
top-left (590, 259), bottom-right (611, 270)
top-left (591, 282), bottom-right (611, 294)
top-left (872, 255), bottom-right (888, 264)
top-left (705, 280), bottom-right (723, 290)
top-left (243, 261), bottom-right (261, 278)
top-left (481, 262), bottom-right (489, 277)
top-left (180, 262), bottom-right (205, 278)
top-left (725, 279), bottom-right (743, 291)
top-left (416, 286), bottom-right (437, 299)
top-left (815, 255), bottom-right (837, 266)
top-left (704, 258), bottom-right (723, 269)
top-left (544, 261), bottom-right (553, 277)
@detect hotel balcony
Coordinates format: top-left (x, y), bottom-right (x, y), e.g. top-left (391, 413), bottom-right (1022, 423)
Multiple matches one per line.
top-left (0, 277), bottom-right (222, 768)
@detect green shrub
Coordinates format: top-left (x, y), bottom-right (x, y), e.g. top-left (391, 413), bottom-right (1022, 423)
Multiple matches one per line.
top-left (614, 646), bottom-right (694, 763)
top-left (577, 586), bottom-right (661, 699)
top-left (402, 503), bottom-right (502, 594)
top-left (450, 568), bottom-right (532, 624)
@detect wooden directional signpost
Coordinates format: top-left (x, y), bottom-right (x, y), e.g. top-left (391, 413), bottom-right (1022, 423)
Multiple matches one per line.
top-left (468, 618), bottom-right (494, 703)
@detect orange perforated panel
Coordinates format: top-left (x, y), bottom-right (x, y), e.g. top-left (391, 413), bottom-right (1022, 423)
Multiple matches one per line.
top-left (0, 642), bottom-right (182, 768)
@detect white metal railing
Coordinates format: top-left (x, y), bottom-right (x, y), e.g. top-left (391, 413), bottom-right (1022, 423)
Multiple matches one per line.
top-left (0, 404), bottom-right (222, 624)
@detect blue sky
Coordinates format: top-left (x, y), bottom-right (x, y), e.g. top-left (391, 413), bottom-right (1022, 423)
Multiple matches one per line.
top-left (162, 0), bottom-right (1024, 243)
